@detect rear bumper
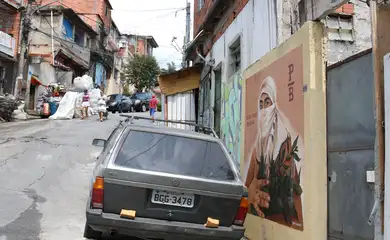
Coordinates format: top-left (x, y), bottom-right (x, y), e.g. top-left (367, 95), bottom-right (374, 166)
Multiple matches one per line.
top-left (86, 208), bottom-right (245, 240)
top-left (107, 106), bottom-right (117, 111)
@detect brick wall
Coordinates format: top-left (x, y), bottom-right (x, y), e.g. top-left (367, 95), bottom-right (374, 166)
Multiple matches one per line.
top-left (39, 0), bottom-right (111, 30)
top-left (334, 3), bottom-right (354, 15)
top-left (9, 11), bottom-right (21, 57)
top-left (137, 39), bottom-right (145, 55)
top-left (193, 0), bottom-right (213, 36)
top-left (0, 3), bottom-right (21, 57)
top-left (193, 0), bottom-right (249, 56)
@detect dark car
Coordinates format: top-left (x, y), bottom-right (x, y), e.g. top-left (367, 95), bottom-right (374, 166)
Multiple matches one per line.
top-left (130, 92), bottom-right (152, 112)
top-left (106, 94), bottom-right (134, 113)
top-left (84, 116), bottom-right (248, 240)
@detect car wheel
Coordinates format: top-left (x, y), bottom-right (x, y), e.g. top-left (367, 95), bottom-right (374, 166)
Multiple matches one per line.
top-left (130, 106), bottom-right (135, 112)
top-left (118, 105), bottom-right (123, 113)
top-left (141, 104), bottom-right (147, 112)
top-left (112, 110), bottom-right (116, 114)
top-left (83, 223), bottom-right (102, 239)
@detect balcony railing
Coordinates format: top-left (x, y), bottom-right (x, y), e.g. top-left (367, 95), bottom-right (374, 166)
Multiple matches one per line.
top-left (0, 31), bottom-right (16, 58)
top-left (61, 40), bottom-right (91, 67)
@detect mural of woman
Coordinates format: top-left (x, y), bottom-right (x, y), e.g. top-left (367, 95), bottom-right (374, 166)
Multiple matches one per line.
top-left (245, 76), bottom-right (304, 230)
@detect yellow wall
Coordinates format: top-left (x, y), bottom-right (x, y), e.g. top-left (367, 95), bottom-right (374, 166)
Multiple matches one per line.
top-left (105, 77), bottom-right (121, 95)
top-left (159, 67), bottom-right (201, 96)
top-left (241, 21), bottom-right (327, 240)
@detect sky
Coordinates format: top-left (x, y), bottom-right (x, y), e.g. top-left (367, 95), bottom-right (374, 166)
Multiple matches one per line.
top-left (110, 0), bottom-right (194, 70)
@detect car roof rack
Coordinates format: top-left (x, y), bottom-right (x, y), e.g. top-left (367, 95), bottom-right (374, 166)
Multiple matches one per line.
top-left (119, 114), bottom-right (218, 138)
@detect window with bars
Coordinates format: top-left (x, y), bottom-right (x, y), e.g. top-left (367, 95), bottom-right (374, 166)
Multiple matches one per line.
top-left (228, 37), bottom-right (241, 77)
top-left (325, 14), bottom-right (354, 42)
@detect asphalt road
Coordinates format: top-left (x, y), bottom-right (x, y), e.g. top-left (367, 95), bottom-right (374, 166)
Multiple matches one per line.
top-left (0, 112), bottom-right (159, 240)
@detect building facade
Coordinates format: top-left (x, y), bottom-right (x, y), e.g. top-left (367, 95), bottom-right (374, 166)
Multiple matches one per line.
top-left (27, 6), bottom-right (96, 110)
top-left (186, 0), bottom-right (372, 163)
top-left (186, 0), bottom-right (278, 163)
top-left (104, 20), bottom-right (122, 95)
top-left (39, 0), bottom-right (114, 92)
top-left (0, 0), bottom-right (23, 94)
top-left (277, 0), bottom-right (371, 64)
top-left (121, 33), bottom-right (158, 94)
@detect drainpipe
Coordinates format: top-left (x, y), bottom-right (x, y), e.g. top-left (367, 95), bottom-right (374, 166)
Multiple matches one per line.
top-left (196, 47), bottom-right (207, 63)
top-left (50, 10), bottom-right (55, 65)
top-left (196, 47), bottom-right (214, 66)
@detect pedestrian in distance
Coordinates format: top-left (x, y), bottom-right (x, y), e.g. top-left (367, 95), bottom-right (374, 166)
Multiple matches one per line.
top-left (81, 89), bottom-right (90, 120)
top-left (98, 95), bottom-right (107, 122)
top-left (149, 95), bottom-right (158, 122)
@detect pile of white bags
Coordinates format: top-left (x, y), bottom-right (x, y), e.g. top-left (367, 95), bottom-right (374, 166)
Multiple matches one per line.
top-left (74, 93), bottom-right (84, 118)
top-left (49, 74), bottom-right (104, 120)
top-left (88, 88), bottom-right (102, 115)
top-left (73, 75), bottom-right (93, 91)
top-left (12, 102), bottom-right (27, 120)
top-left (49, 92), bottom-right (79, 120)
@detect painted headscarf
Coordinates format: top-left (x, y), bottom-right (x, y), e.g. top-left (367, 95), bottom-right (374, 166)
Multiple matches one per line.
top-left (256, 76), bottom-right (290, 167)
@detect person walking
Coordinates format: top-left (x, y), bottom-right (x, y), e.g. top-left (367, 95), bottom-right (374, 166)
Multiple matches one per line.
top-left (81, 89), bottom-right (90, 120)
top-left (98, 95), bottom-right (107, 122)
top-left (149, 95), bottom-right (158, 122)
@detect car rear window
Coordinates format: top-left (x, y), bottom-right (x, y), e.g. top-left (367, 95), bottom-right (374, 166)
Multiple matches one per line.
top-left (114, 131), bottom-right (235, 181)
top-left (109, 94), bottom-right (119, 101)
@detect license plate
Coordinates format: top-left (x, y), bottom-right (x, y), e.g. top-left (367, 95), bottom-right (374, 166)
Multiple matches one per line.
top-left (151, 190), bottom-right (194, 208)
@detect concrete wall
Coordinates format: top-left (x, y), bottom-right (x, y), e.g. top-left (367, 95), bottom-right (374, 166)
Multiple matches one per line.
top-left (242, 21), bottom-right (327, 240)
top-left (28, 62), bottom-right (56, 110)
top-left (277, 0), bottom-right (371, 65)
top-left (201, 0), bottom-right (277, 164)
top-left (105, 76), bottom-right (120, 95)
top-left (29, 13), bottom-right (91, 67)
top-left (326, 0), bottom-right (371, 64)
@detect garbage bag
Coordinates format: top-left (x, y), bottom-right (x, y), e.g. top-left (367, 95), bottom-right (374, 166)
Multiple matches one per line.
top-left (88, 89), bottom-right (102, 115)
top-left (12, 102), bottom-right (27, 120)
top-left (74, 92), bottom-right (84, 118)
top-left (73, 75), bottom-right (93, 91)
top-left (49, 92), bottom-right (79, 120)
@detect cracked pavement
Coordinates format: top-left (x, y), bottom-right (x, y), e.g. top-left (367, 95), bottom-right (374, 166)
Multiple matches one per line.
top-left (0, 113), bottom-right (154, 240)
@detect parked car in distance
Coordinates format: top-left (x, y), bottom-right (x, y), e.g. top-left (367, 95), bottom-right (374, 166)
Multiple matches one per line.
top-left (130, 92), bottom-right (152, 112)
top-left (84, 117), bottom-right (248, 240)
top-left (106, 94), bottom-right (134, 113)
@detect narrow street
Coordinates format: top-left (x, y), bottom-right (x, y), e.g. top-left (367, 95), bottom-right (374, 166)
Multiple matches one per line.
top-left (0, 113), bottom-right (157, 240)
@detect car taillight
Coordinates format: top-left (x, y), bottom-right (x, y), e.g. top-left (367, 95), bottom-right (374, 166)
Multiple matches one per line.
top-left (234, 197), bottom-right (249, 226)
top-left (91, 176), bottom-right (104, 209)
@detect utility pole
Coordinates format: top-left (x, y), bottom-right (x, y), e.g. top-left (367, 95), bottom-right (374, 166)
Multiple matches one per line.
top-left (182, 0), bottom-right (190, 68)
top-left (16, 0), bottom-right (33, 106)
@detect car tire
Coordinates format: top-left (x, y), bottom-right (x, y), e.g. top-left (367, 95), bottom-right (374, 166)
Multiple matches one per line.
top-left (112, 110), bottom-right (116, 114)
top-left (118, 105), bottom-right (123, 113)
top-left (130, 106), bottom-right (135, 112)
top-left (83, 223), bottom-right (102, 239)
top-left (141, 104), bottom-right (147, 112)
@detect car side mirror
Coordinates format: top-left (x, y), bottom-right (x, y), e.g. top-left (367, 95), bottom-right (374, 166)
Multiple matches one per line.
top-left (92, 138), bottom-right (106, 147)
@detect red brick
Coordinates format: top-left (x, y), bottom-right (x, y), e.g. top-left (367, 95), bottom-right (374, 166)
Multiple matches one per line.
top-left (194, 0), bottom-right (249, 56)
top-left (334, 3), bottom-right (354, 15)
top-left (39, 0), bottom-right (112, 30)
top-left (342, 3), bottom-right (354, 15)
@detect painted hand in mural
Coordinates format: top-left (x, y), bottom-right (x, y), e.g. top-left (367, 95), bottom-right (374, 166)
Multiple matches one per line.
top-left (248, 178), bottom-right (270, 218)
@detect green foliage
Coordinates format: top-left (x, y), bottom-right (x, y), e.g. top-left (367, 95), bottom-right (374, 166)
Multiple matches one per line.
top-left (157, 102), bottom-right (162, 112)
top-left (160, 61), bottom-right (176, 75)
top-left (252, 135), bottom-right (303, 225)
top-left (122, 54), bottom-right (160, 91)
top-left (122, 84), bottom-right (131, 95)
